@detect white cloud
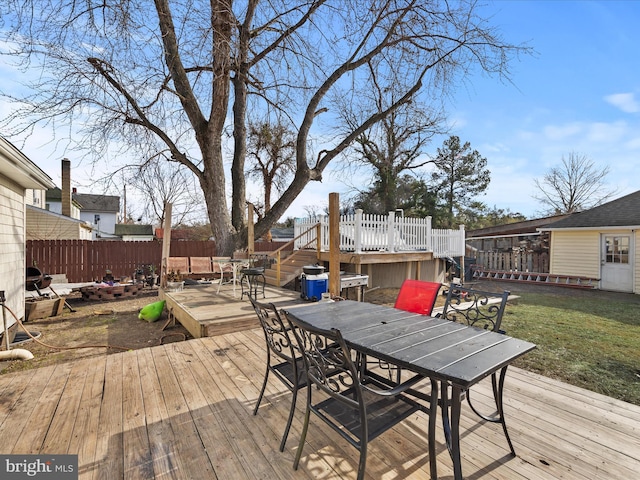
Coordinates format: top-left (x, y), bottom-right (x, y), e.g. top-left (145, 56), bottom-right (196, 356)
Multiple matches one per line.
top-left (543, 122), bottom-right (583, 140)
top-left (604, 93), bottom-right (640, 113)
top-left (587, 121), bottom-right (628, 143)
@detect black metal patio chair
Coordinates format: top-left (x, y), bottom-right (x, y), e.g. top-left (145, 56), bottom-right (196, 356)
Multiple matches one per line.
top-left (240, 254), bottom-right (271, 300)
top-left (249, 295), bottom-right (306, 452)
top-left (283, 310), bottom-right (427, 480)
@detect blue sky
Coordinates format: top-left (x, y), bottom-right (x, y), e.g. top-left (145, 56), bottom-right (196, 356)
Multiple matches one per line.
top-left (302, 0), bottom-right (640, 219)
top-left (2, 0), bottom-right (640, 221)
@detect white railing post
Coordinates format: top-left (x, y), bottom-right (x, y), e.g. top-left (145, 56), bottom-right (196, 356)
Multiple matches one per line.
top-left (355, 209), bottom-right (363, 253)
top-left (459, 224), bottom-right (466, 256)
top-left (427, 216), bottom-right (432, 252)
top-left (387, 211), bottom-right (395, 252)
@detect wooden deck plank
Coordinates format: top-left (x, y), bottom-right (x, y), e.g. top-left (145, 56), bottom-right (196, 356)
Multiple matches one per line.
top-left (185, 337), bottom-right (305, 480)
top-left (10, 362), bottom-right (74, 454)
top-left (0, 363), bottom-right (57, 448)
top-left (163, 340), bottom-right (255, 480)
top-left (93, 353), bottom-right (124, 480)
top-left (134, 347), bottom-right (183, 480)
top-left (122, 350), bottom-right (155, 480)
top-left (1, 328), bottom-right (639, 480)
top-left (149, 343), bottom-right (217, 479)
top-left (68, 357), bottom-right (107, 478)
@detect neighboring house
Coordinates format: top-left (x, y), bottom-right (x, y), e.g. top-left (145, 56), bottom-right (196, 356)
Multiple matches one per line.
top-left (44, 187), bottom-right (83, 218)
top-left (74, 193), bottom-right (120, 238)
top-left (26, 204), bottom-right (93, 240)
top-left (0, 136), bottom-right (56, 333)
top-left (466, 214), bottom-right (570, 254)
top-left (270, 227), bottom-right (294, 241)
top-left (115, 224), bottom-right (155, 241)
top-left (540, 190), bottom-right (640, 294)
top-left (43, 159), bottom-right (121, 239)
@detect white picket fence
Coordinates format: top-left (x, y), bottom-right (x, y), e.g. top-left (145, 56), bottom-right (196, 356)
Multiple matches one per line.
top-left (294, 210), bottom-right (465, 258)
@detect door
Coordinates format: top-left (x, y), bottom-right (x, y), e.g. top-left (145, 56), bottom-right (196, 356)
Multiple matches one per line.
top-left (600, 234), bottom-right (633, 292)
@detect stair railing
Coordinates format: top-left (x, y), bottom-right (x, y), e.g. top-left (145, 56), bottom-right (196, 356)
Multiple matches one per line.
top-left (264, 223), bottom-right (321, 286)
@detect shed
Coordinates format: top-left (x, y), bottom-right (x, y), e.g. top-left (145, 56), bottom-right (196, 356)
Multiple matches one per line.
top-left (114, 223), bottom-right (155, 241)
top-left (0, 136), bottom-right (56, 336)
top-left (540, 190), bottom-right (640, 293)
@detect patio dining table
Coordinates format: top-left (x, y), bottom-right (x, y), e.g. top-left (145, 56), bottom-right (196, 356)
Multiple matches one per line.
top-left (283, 300), bottom-right (536, 480)
top-left (215, 258), bottom-right (250, 297)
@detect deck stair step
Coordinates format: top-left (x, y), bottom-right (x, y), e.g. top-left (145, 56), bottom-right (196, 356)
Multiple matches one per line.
top-left (473, 268), bottom-right (599, 289)
top-left (263, 249), bottom-right (318, 287)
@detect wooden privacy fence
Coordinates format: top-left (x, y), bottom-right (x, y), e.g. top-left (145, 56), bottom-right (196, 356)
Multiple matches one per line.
top-left (474, 251), bottom-right (549, 273)
top-left (26, 240), bottom-right (293, 283)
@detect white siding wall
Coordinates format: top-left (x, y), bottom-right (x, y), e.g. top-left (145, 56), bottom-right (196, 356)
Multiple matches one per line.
top-left (549, 230), bottom-right (601, 278)
top-left (26, 208), bottom-right (92, 240)
top-left (80, 211), bottom-right (117, 237)
top-left (0, 176), bottom-right (26, 328)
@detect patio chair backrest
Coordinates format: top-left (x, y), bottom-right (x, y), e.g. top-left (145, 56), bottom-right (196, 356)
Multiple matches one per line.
top-left (439, 286), bottom-right (510, 333)
top-left (394, 279), bottom-right (441, 315)
top-left (249, 295), bottom-right (298, 366)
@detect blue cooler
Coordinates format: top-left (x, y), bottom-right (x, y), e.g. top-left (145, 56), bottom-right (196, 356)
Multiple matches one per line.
top-left (301, 272), bottom-right (328, 301)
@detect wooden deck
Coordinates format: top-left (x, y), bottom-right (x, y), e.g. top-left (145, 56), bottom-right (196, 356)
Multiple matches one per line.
top-left (159, 282), bottom-right (305, 338)
top-left (1, 329), bottom-right (639, 479)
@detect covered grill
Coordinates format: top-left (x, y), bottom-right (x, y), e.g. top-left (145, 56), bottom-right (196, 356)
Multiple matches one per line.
top-left (26, 266), bottom-right (52, 295)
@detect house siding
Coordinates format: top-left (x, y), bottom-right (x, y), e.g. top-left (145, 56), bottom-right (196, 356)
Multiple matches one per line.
top-left (549, 230), bottom-right (601, 278)
top-left (26, 208), bottom-right (92, 240)
top-left (0, 175), bottom-right (26, 324)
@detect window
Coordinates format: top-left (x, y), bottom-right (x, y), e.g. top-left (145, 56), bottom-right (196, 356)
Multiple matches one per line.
top-left (604, 236), bottom-right (629, 264)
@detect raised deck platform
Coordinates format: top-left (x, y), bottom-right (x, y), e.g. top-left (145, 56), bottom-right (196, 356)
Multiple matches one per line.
top-left (159, 282), bottom-right (305, 338)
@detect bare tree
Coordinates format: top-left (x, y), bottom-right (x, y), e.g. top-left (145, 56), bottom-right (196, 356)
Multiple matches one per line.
top-left (246, 120), bottom-right (296, 213)
top-left (533, 152), bottom-right (616, 214)
top-left (0, 0), bottom-right (529, 255)
top-left (336, 64), bottom-right (446, 213)
top-left (124, 158), bottom-right (206, 228)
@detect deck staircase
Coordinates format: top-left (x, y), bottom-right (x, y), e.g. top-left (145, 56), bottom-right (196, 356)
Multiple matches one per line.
top-left (263, 249), bottom-right (319, 287)
top-left (473, 268), bottom-right (599, 289)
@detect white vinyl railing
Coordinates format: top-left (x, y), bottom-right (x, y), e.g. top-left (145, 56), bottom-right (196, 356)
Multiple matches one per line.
top-left (294, 210), bottom-right (465, 258)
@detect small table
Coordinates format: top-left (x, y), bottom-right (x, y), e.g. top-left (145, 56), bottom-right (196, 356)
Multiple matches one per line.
top-left (215, 259), bottom-right (249, 297)
top-left (284, 300), bottom-right (536, 480)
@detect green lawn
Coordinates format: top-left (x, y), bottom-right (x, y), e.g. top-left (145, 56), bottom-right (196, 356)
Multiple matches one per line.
top-left (502, 292), bottom-right (640, 405)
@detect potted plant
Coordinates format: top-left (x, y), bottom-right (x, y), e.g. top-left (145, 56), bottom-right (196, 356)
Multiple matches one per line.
top-left (166, 269), bottom-right (184, 291)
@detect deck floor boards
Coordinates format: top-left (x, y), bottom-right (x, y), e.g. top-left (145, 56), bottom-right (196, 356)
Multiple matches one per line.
top-left (1, 329), bottom-right (639, 479)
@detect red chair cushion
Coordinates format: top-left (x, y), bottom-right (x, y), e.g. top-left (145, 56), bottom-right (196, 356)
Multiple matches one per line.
top-left (394, 279), bottom-right (441, 315)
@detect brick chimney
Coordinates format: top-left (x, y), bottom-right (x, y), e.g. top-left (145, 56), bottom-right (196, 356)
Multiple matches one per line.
top-left (61, 158), bottom-right (72, 217)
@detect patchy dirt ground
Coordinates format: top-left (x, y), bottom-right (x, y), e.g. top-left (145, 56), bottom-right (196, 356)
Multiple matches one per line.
top-left (1, 288), bottom-right (192, 374)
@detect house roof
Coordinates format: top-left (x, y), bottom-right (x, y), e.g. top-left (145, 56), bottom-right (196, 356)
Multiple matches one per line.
top-left (73, 193), bottom-right (120, 212)
top-left (115, 224), bottom-right (154, 236)
top-left (466, 214), bottom-right (570, 238)
top-left (45, 187), bottom-right (83, 208)
top-left (542, 190), bottom-right (640, 229)
top-left (0, 136), bottom-right (55, 190)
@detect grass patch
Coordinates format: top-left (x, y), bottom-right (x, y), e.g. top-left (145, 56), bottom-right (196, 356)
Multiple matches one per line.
top-left (503, 292), bottom-right (640, 405)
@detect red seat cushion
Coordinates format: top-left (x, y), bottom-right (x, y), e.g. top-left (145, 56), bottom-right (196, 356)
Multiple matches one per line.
top-left (394, 279), bottom-right (441, 315)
